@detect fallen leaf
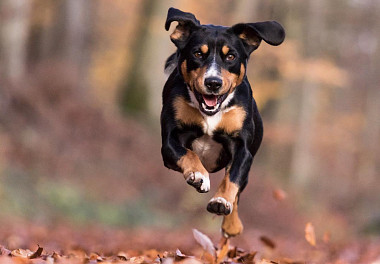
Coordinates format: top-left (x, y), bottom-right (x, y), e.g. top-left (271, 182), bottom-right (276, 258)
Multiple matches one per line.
top-left (117, 251), bottom-right (129, 260)
top-left (260, 236), bottom-right (276, 249)
top-left (192, 229), bottom-right (216, 257)
top-left (175, 249), bottom-right (188, 261)
top-left (227, 247), bottom-right (237, 258)
top-left (88, 252), bottom-right (103, 261)
top-left (273, 188), bottom-right (287, 201)
top-left (130, 256), bottom-right (145, 263)
top-left (305, 222), bottom-right (316, 246)
top-left (29, 245), bottom-right (43, 259)
top-left (0, 245), bottom-right (11, 256)
top-left (237, 252), bottom-right (257, 264)
top-left (11, 248), bottom-right (34, 258)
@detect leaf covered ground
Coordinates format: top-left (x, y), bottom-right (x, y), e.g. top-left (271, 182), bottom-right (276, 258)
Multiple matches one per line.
top-left (1, 222), bottom-right (380, 264)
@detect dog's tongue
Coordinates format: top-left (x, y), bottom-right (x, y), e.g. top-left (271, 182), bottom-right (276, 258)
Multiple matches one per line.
top-left (203, 95), bottom-right (218, 107)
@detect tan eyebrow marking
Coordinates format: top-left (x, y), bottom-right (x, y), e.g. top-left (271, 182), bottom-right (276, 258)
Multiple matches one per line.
top-left (200, 44), bottom-right (209, 54)
top-left (222, 45), bottom-right (230, 55)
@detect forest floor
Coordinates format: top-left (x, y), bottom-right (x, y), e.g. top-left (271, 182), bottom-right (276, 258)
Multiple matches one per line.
top-left (0, 219), bottom-right (380, 264)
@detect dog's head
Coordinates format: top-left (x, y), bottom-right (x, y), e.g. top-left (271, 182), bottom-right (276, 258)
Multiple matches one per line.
top-left (165, 7), bottom-right (285, 115)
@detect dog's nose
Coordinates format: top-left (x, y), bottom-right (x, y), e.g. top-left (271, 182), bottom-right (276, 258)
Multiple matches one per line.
top-left (204, 77), bottom-right (223, 91)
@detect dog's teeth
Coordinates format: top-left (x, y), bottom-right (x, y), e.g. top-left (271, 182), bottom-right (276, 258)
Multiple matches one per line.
top-left (202, 102), bottom-right (220, 112)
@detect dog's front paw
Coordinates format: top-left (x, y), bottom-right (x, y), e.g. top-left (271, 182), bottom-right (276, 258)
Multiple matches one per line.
top-left (185, 171), bottom-right (210, 193)
top-left (207, 197), bottom-right (232, 215)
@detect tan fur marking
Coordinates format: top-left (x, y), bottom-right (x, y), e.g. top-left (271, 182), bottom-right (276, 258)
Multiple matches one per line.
top-left (213, 173), bottom-right (239, 205)
top-left (181, 60), bottom-right (191, 84)
top-left (173, 96), bottom-right (204, 126)
top-left (222, 197), bottom-right (243, 236)
top-left (170, 24), bottom-right (189, 41)
top-left (237, 63), bottom-right (245, 86)
top-left (217, 106), bottom-right (246, 134)
top-left (200, 44), bottom-right (209, 54)
top-left (239, 32), bottom-right (260, 47)
top-left (218, 63), bottom-right (245, 95)
top-left (214, 174), bottom-right (243, 236)
top-left (222, 45), bottom-right (230, 55)
top-left (177, 149), bottom-right (208, 177)
top-left (181, 61), bottom-right (208, 94)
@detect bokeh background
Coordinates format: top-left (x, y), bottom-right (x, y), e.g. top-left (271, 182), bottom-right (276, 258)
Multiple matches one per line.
top-left (0, 0), bottom-right (379, 251)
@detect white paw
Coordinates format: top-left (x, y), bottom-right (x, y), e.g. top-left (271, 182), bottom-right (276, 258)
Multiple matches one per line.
top-left (186, 171), bottom-right (210, 193)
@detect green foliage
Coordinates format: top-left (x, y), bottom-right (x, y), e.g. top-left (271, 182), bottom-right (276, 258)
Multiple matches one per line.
top-left (0, 167), bottom-right (177, 228)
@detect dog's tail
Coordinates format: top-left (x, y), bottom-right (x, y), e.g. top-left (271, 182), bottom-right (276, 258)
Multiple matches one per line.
top-left (164, 52), bottom-right (178, 74)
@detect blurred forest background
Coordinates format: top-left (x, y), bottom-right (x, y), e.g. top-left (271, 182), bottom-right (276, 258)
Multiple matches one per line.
top-left (0, 0), bottom-right (380, 251)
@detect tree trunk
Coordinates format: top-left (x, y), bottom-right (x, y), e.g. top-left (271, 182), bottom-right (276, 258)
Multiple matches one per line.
top-left (290, 0), bottom-right (325, 188)
top-left (0, 0), bottom-right (31, 82)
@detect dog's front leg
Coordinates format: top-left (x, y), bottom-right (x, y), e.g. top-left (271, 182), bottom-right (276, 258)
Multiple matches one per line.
top-left (161, 129), bottom-right (210, 193)
top-left (207, 140), bottom-right (252, 237)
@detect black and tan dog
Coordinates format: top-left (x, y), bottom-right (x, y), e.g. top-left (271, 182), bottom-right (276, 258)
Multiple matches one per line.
top-left (161, 8), bottom-right (285, 237)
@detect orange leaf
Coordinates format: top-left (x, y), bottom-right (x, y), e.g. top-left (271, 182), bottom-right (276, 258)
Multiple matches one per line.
top-left (273, 188), bottom-right (287, 201)
top-left (305, 222), bottom-right (316, 246)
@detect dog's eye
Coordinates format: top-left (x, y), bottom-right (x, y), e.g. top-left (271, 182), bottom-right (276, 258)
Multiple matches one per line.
top-left (226, 54), bottom-right (235, 61)
top-left (194, 51), bottom-right (203, 59)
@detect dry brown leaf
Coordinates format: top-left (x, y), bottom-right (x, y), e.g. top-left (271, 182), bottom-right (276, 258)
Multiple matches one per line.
top-left (192, 229), bottom-right (216, 257)
top-left (305, 222), bottom-right (316, 246)
top-left (89, 252), bottom-right (103, 261)
top-left (11, 248), bottom-right (34, 258)
top-left (29, 245), bottom-right (43, 259)
top-left (260, 236), bottom-right (276, 249)
top-left (227, 246), bottom-right (237, 259)
top-left (237, 252), bottom-right (257, 264)
top-left (130, 256), bottom-right (145, 263)
top-left (117, 251), bottom-right (129, 260)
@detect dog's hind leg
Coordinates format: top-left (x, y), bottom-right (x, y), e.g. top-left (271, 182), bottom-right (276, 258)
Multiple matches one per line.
top-left (221, 195), bottom-right (243, 237)
top-left (206, 172), bottom-right (244, 237)
top-left (207, 139), bottom-right (253, 236)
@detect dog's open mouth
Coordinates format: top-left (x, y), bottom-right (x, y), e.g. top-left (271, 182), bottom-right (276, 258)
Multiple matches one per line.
top-left (193, 89), bottom-right (229, 115)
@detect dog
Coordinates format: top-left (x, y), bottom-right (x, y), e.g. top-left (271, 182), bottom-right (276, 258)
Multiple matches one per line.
top-left (161, 7), bottom-right (285, 237)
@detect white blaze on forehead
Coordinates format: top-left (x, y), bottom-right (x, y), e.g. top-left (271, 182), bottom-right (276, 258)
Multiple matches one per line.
top-left (205, 61), bottom-right (220, 78)
top-left (204, 52), bottom-right (221, 79)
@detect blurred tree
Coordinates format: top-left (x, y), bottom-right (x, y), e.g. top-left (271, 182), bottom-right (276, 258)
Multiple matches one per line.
top-left (0, 0), bottom-right (31, 82)
top-left (119, 0), bottom-right (159, 115)
top-left (290, 0), bottom-right (325, 188)
top-left (33, 0), bottom-right (94, 91)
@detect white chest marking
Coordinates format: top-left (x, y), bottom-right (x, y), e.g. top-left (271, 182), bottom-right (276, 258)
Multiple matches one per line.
top-left (192, 135), bottom-right (223, 172)
top-left (202, 112), bottom-right (222, 135)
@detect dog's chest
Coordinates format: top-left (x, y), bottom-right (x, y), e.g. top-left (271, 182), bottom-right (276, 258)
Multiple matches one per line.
top-left (192, 135), bottom-right (223, 172)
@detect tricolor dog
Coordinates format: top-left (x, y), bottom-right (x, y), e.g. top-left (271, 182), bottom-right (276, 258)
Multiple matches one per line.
top-left (161, 7), bottom-right (285, 237)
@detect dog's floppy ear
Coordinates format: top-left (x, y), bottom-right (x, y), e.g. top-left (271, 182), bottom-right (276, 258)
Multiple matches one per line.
top-left (165, 7), bottom-right (201, 49)
top-left (231, 21), bottom-right (285, 54)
